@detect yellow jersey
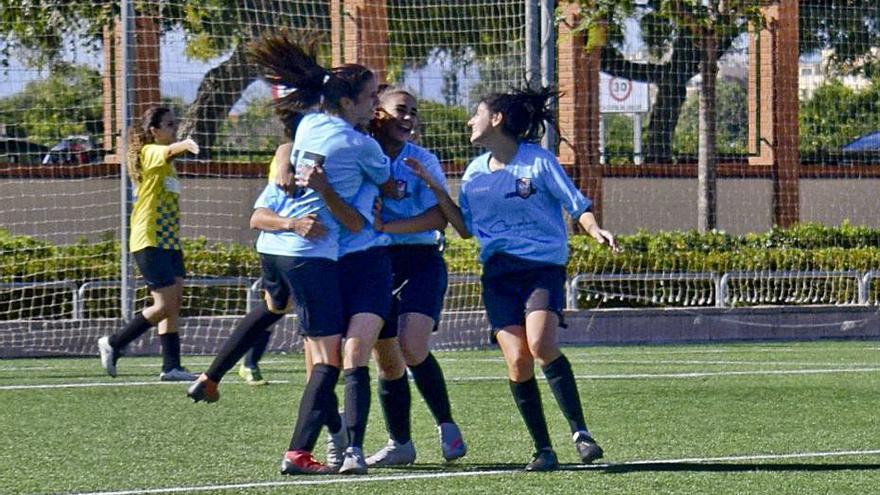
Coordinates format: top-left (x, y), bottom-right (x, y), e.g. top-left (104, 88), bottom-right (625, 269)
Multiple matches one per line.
top-left (129, 144), bottom-right (181, 252)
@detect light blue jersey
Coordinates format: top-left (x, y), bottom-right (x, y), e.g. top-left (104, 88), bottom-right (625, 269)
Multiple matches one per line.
top-left (339, 182), bottom-right (391, 257)
top-left (459, 142), bottom-right (592, 265)
top-left (380, 142), bottom-right (448, 246)
top-left (254, 112), bottom-right (390, 260)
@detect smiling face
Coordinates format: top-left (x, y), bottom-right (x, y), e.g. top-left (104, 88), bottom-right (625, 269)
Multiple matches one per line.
top-left (375, 91), bottom-right (419, 145)
top-left (467, 102), bottom-right (499, 145)
top-left (149, 110), bottom-right (178, 145)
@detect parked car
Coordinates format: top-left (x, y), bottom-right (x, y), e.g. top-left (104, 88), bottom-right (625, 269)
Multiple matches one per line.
top-left (842, 130), bottom-right (880, 152)
top-left (0, 137), bottom-right (50, 165)
top-left (42, 135), bottom-right (100, 165)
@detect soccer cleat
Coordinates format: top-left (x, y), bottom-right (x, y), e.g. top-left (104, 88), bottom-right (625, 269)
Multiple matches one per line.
top-left (573, 431), bottom-right (604, 464)
top-left (525, 448), bottom-right (559, 472)
top-left (159, 367), bottom-right (197, 382)
top-left (339, 446), bottom-right (368, 475)
top-left (438, 422), bottom-right (467, 461)
top-left (326, 422), bottom-right (349, 470)
top-left (366, 439), bottom-right (417, 467)
top-left (238, 363), bottom-right (268, 386)
top-left (279, 450), bottom-right (335, 475)
top-left (186, 373), bottom-right (220, 403)
top-left (97, 336), bottom-right (118, 377)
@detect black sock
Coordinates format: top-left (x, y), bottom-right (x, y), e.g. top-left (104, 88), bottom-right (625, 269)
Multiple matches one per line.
top-left (159, 333), bottom-right (181, 372)
top-left (325, 390), bottom-right (342, 434)
top-left (205, 304), bottom-right (282, 383)
top-left (378, 374), bottom-right (411, 444)
top-left (344, 366), bottom-right (371, 449)
top-left (289, 364), bottom-right (340, 452)
top-left (510, 377), bottom-right (552, 451)
top-left (108, 312), bottom-right (152, 350)
top-left (409, 353), bottom-right (453, 424)
top-left (542, 354), bottom-right (587, 434)
top-left (243, 329), bottom-right (272, 369)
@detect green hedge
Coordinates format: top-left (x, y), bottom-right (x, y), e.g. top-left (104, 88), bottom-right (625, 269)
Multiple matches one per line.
top-left (3, 222), bottom-right (880, 317)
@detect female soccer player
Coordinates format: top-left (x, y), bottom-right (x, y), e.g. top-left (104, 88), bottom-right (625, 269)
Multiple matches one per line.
top-left (97, 106), bottom-right (199, 382)
top-left (188, 29), bottom-right (391, 475)
top-left (365, 86), bottom-right (466, 466)
top-left (413, 87), bottom-right (617, 471)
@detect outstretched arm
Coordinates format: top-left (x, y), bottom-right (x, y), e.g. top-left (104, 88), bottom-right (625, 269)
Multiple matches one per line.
top-left (403, 157), bottom-right (471, 238)
top-left (374, 205), bottom-right (447, 234)
top-left (165, 138), bottom-right (200, 159)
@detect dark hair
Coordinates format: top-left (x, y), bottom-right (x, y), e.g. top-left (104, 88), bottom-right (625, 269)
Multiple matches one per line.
top-left (126, 106), bottom-right (171, 186)
top-left (248, 29), bottom-right (375, 114)
top-left (480, 87), bottom-right (560, 142)
top-left (276, 107), bottom-right (306, 140)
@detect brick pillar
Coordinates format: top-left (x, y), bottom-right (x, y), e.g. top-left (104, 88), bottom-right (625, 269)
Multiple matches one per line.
top-left (557, 3), bottom-right (603, 224)
top-left (337, 0), bottom-right (389, 81)
top-left (103, 15), bottom-right (160, 163)
top-left (748, 0), bottom-right (799, 227)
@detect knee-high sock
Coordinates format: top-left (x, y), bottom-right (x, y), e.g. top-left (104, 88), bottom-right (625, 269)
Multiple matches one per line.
top-left (159, 332), bottom-right (182, 372)
top-left (344, 367), bottom-right (371, 449)
top-left (289, 364), bottom-right (340, 452)
top-left (542, 354), bottom-right (588, 434)
top-left (325, 389), bottom-right (342, 434)
top-left (378, 374), bottom-right (411, 444)
top-left (205, 304), bottom-right (282, 383)
top-left (409, 353), bottom-right (453, 424)
top-left (243, 329), bottom-right (272, 369)
top-left (108, 313), bottom-right (152, 351)
top-left (509, 377), bottom-right (552, 451)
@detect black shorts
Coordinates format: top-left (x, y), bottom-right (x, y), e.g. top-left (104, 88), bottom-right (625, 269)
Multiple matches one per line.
top-left (338, 247), bottom-right (393, 336)
top-left (133, 247), bottom-right (185, 290)
top-left (381, 244), bottom-right (447, 340)
top-left (481, 253), bottom-right (567, 335)
top-left (261, 254), bottom-right (344, 338)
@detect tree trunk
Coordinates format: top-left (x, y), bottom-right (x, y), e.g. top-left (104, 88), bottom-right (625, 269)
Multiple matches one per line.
top-left (176, 43), bottom-right (259, 156)
top-left (697, 32), bottom-right (718, 233)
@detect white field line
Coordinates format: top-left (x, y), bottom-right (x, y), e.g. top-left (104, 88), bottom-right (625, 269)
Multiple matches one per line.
top-left (5, 366), bottom-right (880, 391)
top-left (44, 448), bottom-right (880, 495)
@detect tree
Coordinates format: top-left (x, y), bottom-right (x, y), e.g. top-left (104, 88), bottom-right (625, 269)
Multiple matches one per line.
top-left (0, 64), bottom-right (103, 145)
top-left (673, 77), bottom-right (748, 155)
top-left (575, 0), bottom-right (880, 163)
top-left (800, 78), bottom-right (880, 155)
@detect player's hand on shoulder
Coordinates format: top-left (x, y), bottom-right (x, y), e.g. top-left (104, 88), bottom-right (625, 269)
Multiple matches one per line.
top-left (295, 164), bottom-right (331, 195)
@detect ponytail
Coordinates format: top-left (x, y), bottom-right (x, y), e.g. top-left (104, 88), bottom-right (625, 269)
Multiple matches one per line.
top-left (480, 87), bottom-right (560, 142)
top-left (249, 28), bottom-right (375, 114)
top-left (126, 106), bottom-right (170, 186)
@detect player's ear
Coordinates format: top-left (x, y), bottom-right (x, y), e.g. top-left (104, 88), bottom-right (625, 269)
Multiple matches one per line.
top-left (491, 112), bottom-right (504, 128)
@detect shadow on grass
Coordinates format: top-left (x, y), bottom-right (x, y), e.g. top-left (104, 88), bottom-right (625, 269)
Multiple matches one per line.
top-left (583, 462), bottom-right (880, 474)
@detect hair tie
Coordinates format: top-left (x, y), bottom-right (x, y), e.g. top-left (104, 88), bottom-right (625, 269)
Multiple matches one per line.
top-left (322, 73), bottom-right (331, 86)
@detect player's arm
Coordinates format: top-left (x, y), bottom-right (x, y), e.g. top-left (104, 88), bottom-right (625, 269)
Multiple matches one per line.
top-left (250, 207), bottom-right (327, 240)
top-left (577, 211), bottom-right (618, 252)
top-left (272, 143), bottom-right (295, 194)
top-left (295, 165), bottom-right (364, 233)
top-left (164, 138), bottom-right (200, 159)
top-left (403, 157), bottom-right (470, 238)
top-left (375, 205), bottom-right (447, 234)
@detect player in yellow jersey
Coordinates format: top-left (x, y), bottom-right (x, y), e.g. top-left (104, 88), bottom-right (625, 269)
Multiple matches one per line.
top-left (97, 106), bottom-right (200, 381)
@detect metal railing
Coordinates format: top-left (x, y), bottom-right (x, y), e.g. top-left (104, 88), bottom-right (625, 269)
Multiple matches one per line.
top-left (567, 272), bottom-right (721, 309)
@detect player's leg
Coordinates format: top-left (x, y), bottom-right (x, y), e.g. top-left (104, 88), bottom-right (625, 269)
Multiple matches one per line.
top-left (98, 247), bottom-right (176, 377)
top-left (524, 267), bottom-right (603, 465)
top-left (187, 255), bottom-right (288, 402)
top-left (495, 325), bottom-right (557, 472)
top-left (156, 276), bottom-right (195, 381)
top-left (280, 257), bottom-right (345, 475)
top-left (367, 335), bottom-right (416, 467)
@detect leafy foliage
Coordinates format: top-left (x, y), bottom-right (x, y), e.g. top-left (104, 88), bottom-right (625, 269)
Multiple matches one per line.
top-left (799, 78), bottom-right (880, 154)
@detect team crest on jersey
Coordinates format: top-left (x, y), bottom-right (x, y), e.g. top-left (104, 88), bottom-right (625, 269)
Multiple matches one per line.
top-left (515, 177), bottom-right (536, 199)
top-left (394, 179), bottom-right (409, 199)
